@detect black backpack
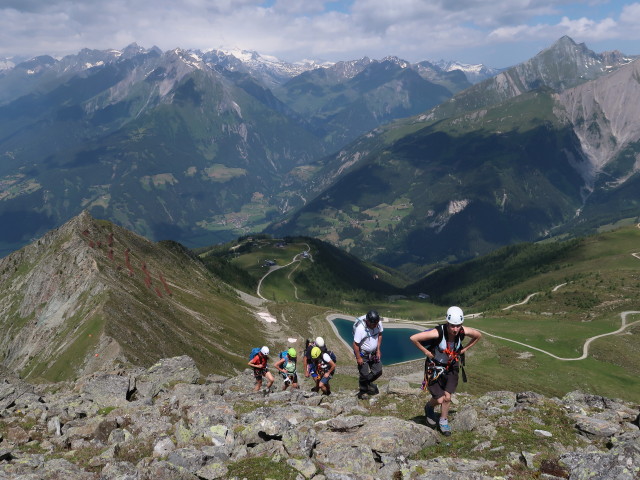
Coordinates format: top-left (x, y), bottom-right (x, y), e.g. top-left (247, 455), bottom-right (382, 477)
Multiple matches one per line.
top-left (419, 324), bottom-right (465, 354)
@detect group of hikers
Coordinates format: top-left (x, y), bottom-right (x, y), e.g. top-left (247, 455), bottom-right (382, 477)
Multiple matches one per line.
top-left (248, 336), bottom-right (337, 395)
top-left (248, 306), bottom-right (482, 436)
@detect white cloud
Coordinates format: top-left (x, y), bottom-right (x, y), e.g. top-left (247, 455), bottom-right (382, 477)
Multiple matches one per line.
top-left (558, 15), bottom-right (618, 39)
top-left (0, 0), bottom-right (637, 67)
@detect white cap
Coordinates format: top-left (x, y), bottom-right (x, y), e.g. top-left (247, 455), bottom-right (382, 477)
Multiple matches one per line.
top-left (261, 346), bottom-right (270, 355)
top-left (446, 306), bottom-right (464, 325)
top-left (315, 337), bottom-right (325, 348)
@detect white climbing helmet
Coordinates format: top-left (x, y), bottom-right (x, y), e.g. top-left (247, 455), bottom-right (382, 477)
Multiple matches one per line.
top-left (315, 337), bottom-right (325, 348)
top-left (260, 346), bottom-right (270, 356)
top-left (446, 306), bottom-right (464, 325)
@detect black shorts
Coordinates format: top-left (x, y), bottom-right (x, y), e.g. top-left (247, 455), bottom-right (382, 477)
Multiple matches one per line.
top-left (428, 369), bottom-right (459, 399)
top-left (253, 367), bottom-right (268, 380)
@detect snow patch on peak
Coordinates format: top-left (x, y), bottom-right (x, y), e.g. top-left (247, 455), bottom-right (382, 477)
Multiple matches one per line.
top-left (434, 59), bottom-right (501, 83)
top-left (382, 56), bottom-right (410, 68)
top-left (0, 58), bottom-right (16, 71)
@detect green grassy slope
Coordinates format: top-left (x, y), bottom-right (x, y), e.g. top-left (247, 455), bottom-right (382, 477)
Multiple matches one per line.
top-left (199, 235), bottom-right (405, 307)
top-left (203, 226), bottom-right (640, 402)
top-left (406, 226), bottom-right (640, 402)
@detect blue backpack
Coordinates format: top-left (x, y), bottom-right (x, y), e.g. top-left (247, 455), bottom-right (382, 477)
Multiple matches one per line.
top-left (279, 350), bottom-right (290, 366)
top-left (325, 350), bottom-right (337, 363)
top-left (249, 347), bottom-right (262, 361)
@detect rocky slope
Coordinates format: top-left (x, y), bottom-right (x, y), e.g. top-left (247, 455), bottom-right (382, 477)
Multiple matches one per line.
top-left (0, 355), bottom-right (638, 479)
top-left (0, 211), bottom-right (265, 382)
top-left (556, 58), bottom-right (640, 185)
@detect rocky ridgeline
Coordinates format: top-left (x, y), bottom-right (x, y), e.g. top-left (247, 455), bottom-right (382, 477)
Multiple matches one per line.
top-left (0, 356), bottom-right (638, 480)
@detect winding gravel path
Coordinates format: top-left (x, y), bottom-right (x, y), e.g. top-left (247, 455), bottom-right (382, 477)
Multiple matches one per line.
top-left (476, 311), bottom-right (640, 361)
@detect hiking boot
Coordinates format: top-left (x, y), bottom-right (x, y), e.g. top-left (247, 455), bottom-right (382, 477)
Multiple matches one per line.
top-left (424, 404), bottom-right (437, 426)
top-left (311, 386), bottom-right (319, 393)
top-left (367, 383), bottom-right (379, 395)
top-left (439, 419), bottom-right (452, 436)
top-left (357, 391), bottom-right (368, 400)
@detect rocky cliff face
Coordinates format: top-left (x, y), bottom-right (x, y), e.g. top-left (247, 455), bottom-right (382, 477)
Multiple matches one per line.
top-left (556, 58), bottom-right (640, 185)
top-left (0, 212), bottom-right (263, 382)
top-left (0, 355), bottom-right (638, 479)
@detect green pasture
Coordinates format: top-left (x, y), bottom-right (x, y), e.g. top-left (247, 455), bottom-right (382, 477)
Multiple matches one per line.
top-left (230, 240), bottom-right (309, 280)
top-left (456, 324), bottom-right (640, 403)
top-left (339, 297), bottom-right (447, 322)
top-left (475, 312), bottom-right (621, 359)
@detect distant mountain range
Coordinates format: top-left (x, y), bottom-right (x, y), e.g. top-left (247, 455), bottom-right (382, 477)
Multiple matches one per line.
top-left (0, 44), bottom-right (494, 257)
top-left (268, 36), bottom-right (640, 270)
top-left (1, 36), bottom-right (638, 272)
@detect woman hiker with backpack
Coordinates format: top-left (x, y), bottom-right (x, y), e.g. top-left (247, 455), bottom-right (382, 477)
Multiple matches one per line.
top-left (274, 348), bottom-right (299, 390)
top-left (409, 306), bottom-right (481, 436)
top-left (248, 346), bottom-right (275, 393)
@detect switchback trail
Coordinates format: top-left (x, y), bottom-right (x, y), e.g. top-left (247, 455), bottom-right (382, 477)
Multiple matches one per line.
top-left (256, 244), bottom-right (311, 300)
top-left (476, 311), bottom-right (640, 361)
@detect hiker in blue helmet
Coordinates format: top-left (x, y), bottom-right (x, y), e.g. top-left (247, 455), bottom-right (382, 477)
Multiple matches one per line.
top-left (410, 306), bottom-right (481, 436)
top-left (353, 309), bottom-right (384, 399)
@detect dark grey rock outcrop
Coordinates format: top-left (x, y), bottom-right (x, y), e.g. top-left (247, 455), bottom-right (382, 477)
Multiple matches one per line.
top-left (0, 357), bottom-right (638, 479)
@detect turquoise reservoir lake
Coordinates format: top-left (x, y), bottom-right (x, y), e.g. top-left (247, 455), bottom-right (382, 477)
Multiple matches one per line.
top-left (331, 318), bottom-right (425, 365)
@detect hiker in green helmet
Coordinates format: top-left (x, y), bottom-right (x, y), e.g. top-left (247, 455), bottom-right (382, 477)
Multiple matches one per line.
top-left (274, 347), bottom-right (299, 391)
top-left (410, 306), bottom-right (481, 436)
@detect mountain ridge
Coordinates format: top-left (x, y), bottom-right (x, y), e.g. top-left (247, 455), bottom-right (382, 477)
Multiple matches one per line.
top-left (0, 211), bottom-right (265, 381)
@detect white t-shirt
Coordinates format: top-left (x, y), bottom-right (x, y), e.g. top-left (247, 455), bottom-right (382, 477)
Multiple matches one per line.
top-left (353, 320), bottom-right (383, 353)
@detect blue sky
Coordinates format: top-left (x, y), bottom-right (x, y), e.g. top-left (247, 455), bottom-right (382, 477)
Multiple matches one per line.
top-left (1, 1), bottom-right (638, 68)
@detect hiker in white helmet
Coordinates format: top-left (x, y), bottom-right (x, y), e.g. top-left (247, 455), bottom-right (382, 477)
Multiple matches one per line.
top-left (410, 306), bottom-right (481, 436)
top-left (248, 346), bottom-right (275, 393)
